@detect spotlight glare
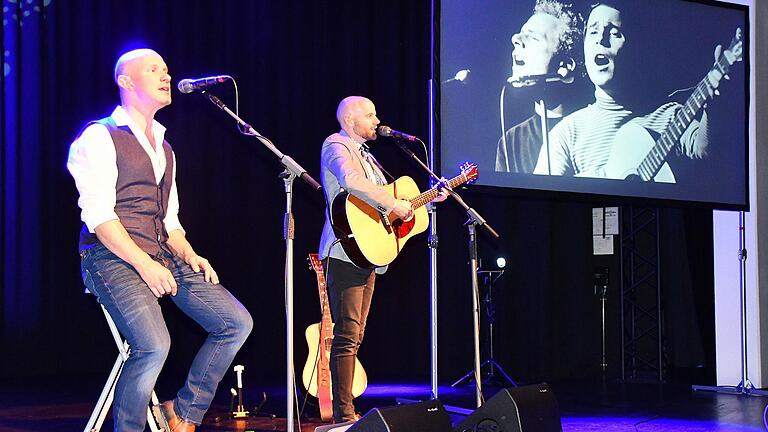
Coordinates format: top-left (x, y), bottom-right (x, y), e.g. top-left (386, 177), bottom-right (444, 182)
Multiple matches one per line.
top-left (496, 257), bottom-right (506, 269)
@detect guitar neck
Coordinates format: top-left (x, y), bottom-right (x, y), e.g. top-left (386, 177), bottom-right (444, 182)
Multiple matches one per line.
top-left (309, 254), bottom-right (333, 328)
top-left (409, 173), bottom-right (468, 209)
top-left (637, 52), bottom-right (734, 180)
top-left (316, 274), bottom-right (331, 319)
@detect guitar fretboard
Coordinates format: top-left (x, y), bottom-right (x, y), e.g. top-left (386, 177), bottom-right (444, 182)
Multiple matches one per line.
top-left (409, 173), bottom-right (468, 209)
top-left (637, 38), bottom-right (739, 181)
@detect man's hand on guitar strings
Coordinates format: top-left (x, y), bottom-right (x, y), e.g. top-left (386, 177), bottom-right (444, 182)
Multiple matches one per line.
top-left (432, 188), bottom-right (450, 203)
top-left (706, 44), bottom-right (731, 98)
top-left (430, 177), bottom-right (450, 204)
top-left (391, 199), bottom-right (414, 221)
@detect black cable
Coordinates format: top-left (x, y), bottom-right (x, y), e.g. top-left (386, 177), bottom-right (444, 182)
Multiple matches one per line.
top-left (633, 414), bottom-right (660, 431)
top-left (762, 402), bottom-right (767, 431)
top-left (298, 317), bottom-right (323, 419)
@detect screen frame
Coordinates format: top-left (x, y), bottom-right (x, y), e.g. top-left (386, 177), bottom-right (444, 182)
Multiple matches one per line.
top-left (432, 0), bottom-right (751, 211)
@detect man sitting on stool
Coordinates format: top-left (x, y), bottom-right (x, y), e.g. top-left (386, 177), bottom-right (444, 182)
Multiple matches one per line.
top-left (67, 48), bottom-right (252, 432)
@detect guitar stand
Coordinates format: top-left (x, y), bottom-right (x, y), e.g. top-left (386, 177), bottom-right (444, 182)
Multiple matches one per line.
top-left (452, 270), bottom-right (517, 389)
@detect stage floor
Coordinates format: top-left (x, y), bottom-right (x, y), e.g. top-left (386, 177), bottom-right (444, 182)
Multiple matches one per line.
top-left (0, 377), bottom-right (765, 431)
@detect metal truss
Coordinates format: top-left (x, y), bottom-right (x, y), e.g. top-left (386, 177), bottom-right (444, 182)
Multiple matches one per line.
top-left (620, 207), bottom-right (664, 382)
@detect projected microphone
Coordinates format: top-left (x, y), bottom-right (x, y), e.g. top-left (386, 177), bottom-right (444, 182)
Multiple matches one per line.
top-left (177, 75), bottom-right (232, 94)
top-left (377, 126), bottom-right (418, 141)
top-left (507, 72), bottom-right (573, 88)
top-left (442, 69), bottom-right (471, 85)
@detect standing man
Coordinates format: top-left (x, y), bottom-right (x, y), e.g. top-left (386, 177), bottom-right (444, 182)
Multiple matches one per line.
top-left (319, 96), bottom-right (444, 423)
top-left (67, 48), bottom-right (252, 432)
top-left (533, 1), bottom-right (723, 178)
top-left (496, 0), bottom-right (581, 174)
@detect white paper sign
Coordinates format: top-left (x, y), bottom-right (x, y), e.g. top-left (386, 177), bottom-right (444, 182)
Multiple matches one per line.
top-left (593, 235), bottom-right (614, 255)
top-left (592, 207), bottom-right (619, 236)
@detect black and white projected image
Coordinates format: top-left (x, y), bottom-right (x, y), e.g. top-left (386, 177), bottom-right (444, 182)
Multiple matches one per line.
top-left (439, 0), bottom-right (748, 208)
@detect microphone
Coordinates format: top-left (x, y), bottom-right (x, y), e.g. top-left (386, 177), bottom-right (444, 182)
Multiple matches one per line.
top-left (377, 126), bottom-right (418, 141)
top-left (442, 69), bottom-right (471, 85)
top-left (507, 58), bottom-right (576, 88)
top-left (507, 72), bottom-right (574, 88)
top-left (177, 75), bottom-right (232, 94)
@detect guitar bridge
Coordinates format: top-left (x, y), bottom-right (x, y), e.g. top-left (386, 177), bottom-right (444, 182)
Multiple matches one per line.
top-left (380, 212), bottom-right (392, 229)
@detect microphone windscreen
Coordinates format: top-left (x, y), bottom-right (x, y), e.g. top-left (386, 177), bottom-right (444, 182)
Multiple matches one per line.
top-left (377, 125), bottom-right (392, 137)
top-left (177, 80), bottom-right (194, 94)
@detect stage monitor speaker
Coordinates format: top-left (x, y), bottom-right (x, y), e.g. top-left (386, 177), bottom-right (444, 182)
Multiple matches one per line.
top-left (347, 399), bottom-right (452, 432)
top-left (454, 383), bottom-right (562, 432)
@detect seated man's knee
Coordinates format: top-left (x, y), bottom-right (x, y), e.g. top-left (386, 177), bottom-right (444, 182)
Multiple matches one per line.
top-left (133, 331), bottom-right (171, 366)
top-left (234, 307), bottom-right (253, 343)
top-left (214, 304), bottom-right (252, 345)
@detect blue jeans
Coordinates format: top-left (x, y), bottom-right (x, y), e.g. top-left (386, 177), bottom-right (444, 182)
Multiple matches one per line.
top-left (81, 243), bottom-right (252, 431)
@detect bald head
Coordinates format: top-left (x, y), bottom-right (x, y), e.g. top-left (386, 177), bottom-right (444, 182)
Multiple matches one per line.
top-left (336, 96), bottom-right (379, 141)
top-left (336, 96), bottom-right (373, 126)
top-left (114, 48), bottom-right (162, 84)
top-left (112, 48), bottom-right (172, 112)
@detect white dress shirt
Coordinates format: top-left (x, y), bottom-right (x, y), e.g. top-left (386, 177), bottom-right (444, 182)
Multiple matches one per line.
top-left (67, 106), bottom-right (184, 234)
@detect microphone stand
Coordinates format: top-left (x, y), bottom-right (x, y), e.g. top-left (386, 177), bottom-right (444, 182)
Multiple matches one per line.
top-left (200, 91), bottom-right (321, 432)
top-left (394, 139), bottom-right (499, 408)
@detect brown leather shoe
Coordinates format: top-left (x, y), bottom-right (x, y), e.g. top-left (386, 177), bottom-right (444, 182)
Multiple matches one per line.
top-left (153, 400), bottom-right (197, 432)
top-left (335, 412), bottom-right (361, 424)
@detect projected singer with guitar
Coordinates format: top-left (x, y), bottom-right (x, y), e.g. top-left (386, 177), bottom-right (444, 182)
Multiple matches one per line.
top-left (318, 96), bottom-right (449, 423)
top-left (534, 1), bottom-right (741, 182)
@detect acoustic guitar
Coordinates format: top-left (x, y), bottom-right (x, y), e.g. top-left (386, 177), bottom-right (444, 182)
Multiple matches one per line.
top-left (301, 254), bottom-right (367, 421)
top-left (331, 162), bottom-right (478, 268)
top-left (603, 28), bottom-right (743, 182)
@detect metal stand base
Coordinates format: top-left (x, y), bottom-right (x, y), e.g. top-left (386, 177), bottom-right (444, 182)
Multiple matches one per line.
top-left (692, 380), bottom-right (768, 397)
top-left (692, 212), bottom-right (768, 398)
top-left (451, 359), bottom-right (518, 388)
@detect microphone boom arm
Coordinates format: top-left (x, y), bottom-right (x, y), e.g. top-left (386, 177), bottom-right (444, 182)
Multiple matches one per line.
top-left (201, 91), bottom-right (322, 191)
top-left (394, 138), bottom-right (499, 239)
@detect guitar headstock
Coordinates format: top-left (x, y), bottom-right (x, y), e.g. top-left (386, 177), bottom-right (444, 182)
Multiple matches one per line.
top-left (460, 162), bottom-right (479, 184)
top-left (307, 253), bottom-right (323, 274)
top-left (725, 27), bottom-right (743, 65)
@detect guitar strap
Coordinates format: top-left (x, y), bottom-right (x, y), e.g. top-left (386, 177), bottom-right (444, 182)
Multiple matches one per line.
top-left (366, 152), bottom-right (395, 184)
top-left (360, 143), bottom-right (394, 184)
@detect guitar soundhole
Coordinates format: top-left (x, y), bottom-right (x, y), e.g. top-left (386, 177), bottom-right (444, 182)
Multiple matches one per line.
top-left (624, 174), bottom-right (642, 182)
top-left (392, 218), bottom-right (416, 238)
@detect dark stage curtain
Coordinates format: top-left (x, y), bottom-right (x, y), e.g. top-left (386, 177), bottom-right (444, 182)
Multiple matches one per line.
top-left (1, 0), bottom-right (714, 388)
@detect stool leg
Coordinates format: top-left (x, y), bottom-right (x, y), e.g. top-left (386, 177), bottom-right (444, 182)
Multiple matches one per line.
top-left (147, 390), bottom-right (163, 432)
top-left (83, 353), bottom-right (124, 432)
top-left (85, 304), bottom-right (167, 431)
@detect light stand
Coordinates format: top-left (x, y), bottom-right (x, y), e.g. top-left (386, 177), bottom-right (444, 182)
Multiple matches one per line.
top-left (693, 211), bottom-right (768, 396)
top-left (594, 267), bottom-right (609, 374)
top-left (200, 91), bottom-right (322, 431)
top-left (452, 269), bottom-right (517, 388)
top-left (232, 365), bottom-right (249, 418)
top-left (427, 78), bottom-right (439, 401)
top-left (479, 269), bottom-right (515, 387)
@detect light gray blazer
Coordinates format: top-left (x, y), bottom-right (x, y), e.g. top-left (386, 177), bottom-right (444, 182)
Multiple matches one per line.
top-left (318, 132), bottom-right (394, 272)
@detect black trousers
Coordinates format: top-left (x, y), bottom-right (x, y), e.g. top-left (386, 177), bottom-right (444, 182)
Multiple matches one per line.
top-left (323, 257), bottom-right (375, 422)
